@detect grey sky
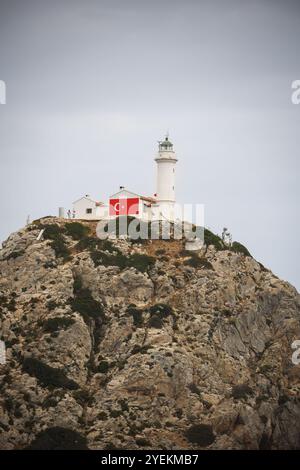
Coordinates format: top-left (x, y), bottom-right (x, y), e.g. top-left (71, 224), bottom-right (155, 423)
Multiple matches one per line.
top-left (0, 0), bottom-right (299, 289)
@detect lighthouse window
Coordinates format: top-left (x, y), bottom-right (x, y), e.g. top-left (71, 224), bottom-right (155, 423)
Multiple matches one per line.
top-left (86, 208), bottom-right (92, 214)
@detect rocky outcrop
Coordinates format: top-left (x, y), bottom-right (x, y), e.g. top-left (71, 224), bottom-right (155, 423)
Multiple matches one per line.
top-left (0, 218), bottom-right (299, 450)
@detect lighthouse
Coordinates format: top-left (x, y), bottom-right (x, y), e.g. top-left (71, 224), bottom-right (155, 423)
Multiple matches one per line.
top-left (155, 135), bottom-right (178, 220)
top-left (71, 135), bottom-right (179, 222)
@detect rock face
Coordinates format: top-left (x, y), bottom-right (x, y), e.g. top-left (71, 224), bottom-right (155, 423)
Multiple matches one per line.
top-left (0, 217), bottom-right (299, 450)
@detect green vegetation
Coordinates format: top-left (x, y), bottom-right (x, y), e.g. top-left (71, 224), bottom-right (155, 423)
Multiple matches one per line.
top-left (71, 285), bottom-right (105, 322)
top-left (91, 250), bottom-right (128, 269)
top-left (72, 389), bottom-right (92, 406)
top-left (25, 427), bottom-right (88, 450)
top-left (196, 227), bottom-right (251, 257)
top-left (65, 222), bottom-right (90, 240)
top-left (79, 238), bottom-right (125, 272)
top-left (126, 305), bottom-right (144, 327)
top-left (98, 360), bottom-right (110, 373)
top-left (75, 236), bottom-right (102, 251)
top-left (41, 317), bottom-right (75, 333)
top-left (135, 437), bottom-right (151, 447)
top-left (110, 409), bottom-right (123, 418)
top-left (78, 236), bottom-right (125, 270)
top-left (73, 275), bottom-right (83, 293)
top-left (230, 241), bottom-right (252, 257)
top-left (22, 357), bottom-right (79, 390)
top-left (0, 294), bottom-right (16, 312)
top-left (42, 224), bottom-right (62, 240)
top-left (149, 303), bottom-right (173, 318)
top-left (204, 228), bottom-right (224, 250)
top-left (46, 300), bottom-right (58, 311)
top-left (75, 233), bottom-right (118, 253)
top-left (232, 384), bottom-right (253, 399)
top-left (119, 399), bottom-right (129, 412)
top-left (101, 239), bottom-right (120, 252)
top-left (184, 253), bottom-right (213, 269)
top-left (258, 262), bottom-right (268, 272)
top-left (0, 295), bottom-right (7, 307)
top-left (90, 248), bottom-right (155, 273)
top-left (128, 253), bottom-right (155, 273)
top-left (131, 344), bottom-right (150, 355)
top-left (42, 396), bottom-right (57, 409)
top-left (185, 424), bottom-right (215, 446)
top-left (259, 364), bottom-right (274, 374)
top-left (42, 224), bottom-right (71, 261)
top-left (188, 383), bottom-right (202, 396)
top-left (148, 303), bottom-right (174, 329)
top-left (51, 238), bottom-right (71, 261)
top-left (148, 314), bottom-right (164, 328)
top-left (3, 397), bottom-right (14, 412)
top-left (5, 250), bottom-right (25, 261)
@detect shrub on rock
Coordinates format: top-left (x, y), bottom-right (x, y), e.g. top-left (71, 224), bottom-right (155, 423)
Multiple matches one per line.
top-left (204, 229), bottom-right (224, 250)
top-left (148, 304), bottom-right (174, 329)
top-left (41, 317), bottom-right (75, 333)
top-left (231, 241), bottom-right (252, 257)
top-left (149, 303), bottom-right (173, 318)
top-left (22, 357), bottom-right (79, 390)
top-left (98, 360), bottom-right (110, 373)
top-left (25, 427), bottom-right (88, 450)
top-left (128, 253), bottom-right (155, 273)
top-left (232, 384), bottom-right (253, 399)
top-left (42, 224), bottom-right (70, 261)
top-left (185, 424), bottom-right (215, 446)
top-left (126, 305), bottom-right (144, 327)
top-left (71, 288), bottom-right (105, 322)
top-left (148, 314), bottom-right (164, 329)
top-left (184, 254), bottom-right (213, 269)
top-left (65, 222), bottom-right (90, 240)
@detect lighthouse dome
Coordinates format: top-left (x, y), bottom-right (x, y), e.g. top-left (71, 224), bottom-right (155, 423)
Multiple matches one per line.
top-left (159, 136), bottom-right (173, 150)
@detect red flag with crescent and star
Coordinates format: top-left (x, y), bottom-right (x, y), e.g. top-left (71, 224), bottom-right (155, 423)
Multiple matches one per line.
top-left (109, 198), bottom-right (139, 216)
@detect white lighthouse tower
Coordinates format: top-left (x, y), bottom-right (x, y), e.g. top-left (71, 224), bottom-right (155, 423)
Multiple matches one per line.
top-left (155, 135), bottom-right (178, 220)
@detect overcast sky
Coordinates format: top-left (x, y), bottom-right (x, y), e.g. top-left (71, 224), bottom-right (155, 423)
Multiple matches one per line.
top-left (0, 0), bottom-right (299, 290)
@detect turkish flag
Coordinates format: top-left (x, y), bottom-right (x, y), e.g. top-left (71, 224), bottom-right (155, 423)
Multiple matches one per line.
top-left (109, 198), bottom-right (139, 216)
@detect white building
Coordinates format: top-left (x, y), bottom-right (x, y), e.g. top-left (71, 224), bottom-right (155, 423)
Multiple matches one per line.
top-left (72, 195), bottom-right (107, 220)
top-left (70, 135), bottom-right (178, 222)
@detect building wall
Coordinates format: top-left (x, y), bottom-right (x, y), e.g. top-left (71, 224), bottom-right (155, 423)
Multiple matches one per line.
top-left (155, 148), bottom-right (177, 203)
top-left (97, 205), bottom-right (109, 219)
top-left (73, 198), bottom-right (98, 219)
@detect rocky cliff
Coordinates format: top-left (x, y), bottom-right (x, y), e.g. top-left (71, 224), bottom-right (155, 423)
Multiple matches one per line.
top-left (0, 217), bottom-right (299, 450)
